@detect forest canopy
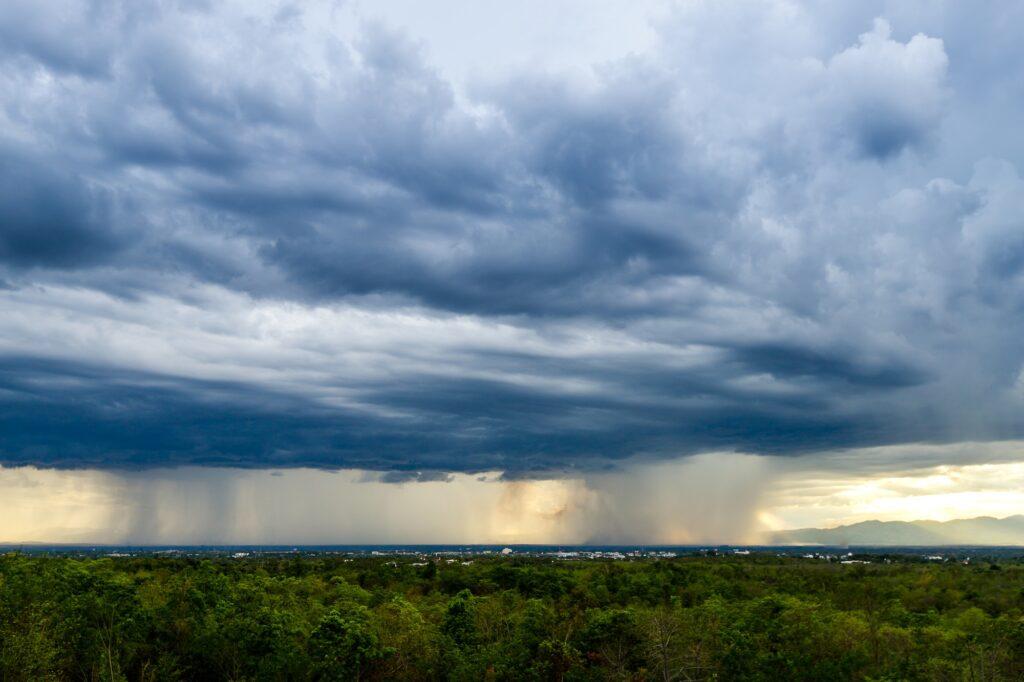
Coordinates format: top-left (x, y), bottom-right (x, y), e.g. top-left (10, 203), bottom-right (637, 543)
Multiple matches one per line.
top-left (2, 553), bottom-right (1024, 680)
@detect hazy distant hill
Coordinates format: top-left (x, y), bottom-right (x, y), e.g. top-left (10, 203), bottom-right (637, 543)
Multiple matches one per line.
top-left (772, 515), bottom-right (1024, 546)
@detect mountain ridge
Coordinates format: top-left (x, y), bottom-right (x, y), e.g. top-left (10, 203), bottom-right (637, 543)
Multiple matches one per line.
top-left (772, 514), bottom-right (1024, 546)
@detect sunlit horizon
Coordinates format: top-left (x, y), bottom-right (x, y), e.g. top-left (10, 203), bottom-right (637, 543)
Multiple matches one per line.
top-left (5, 442), bottom-right (1024, 545)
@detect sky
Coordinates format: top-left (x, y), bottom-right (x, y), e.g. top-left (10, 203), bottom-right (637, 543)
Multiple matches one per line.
top-left (2, 0), bottom-right (1024, 543)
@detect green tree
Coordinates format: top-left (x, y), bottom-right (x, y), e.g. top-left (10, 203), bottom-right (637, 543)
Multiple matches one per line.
top-left (442, 589), bottom-right (478, 648)
top-left (577, 608), bottom-right (643, 678)
top-left (310, 605), bottom-right (393, 681)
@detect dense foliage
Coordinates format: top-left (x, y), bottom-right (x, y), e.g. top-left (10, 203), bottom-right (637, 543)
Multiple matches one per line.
top-left (2, 553), bottom-right (1024, 680)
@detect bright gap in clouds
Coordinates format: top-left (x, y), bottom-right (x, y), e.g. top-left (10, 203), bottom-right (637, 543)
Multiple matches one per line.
top-left (767, 460), bottom-right (1024, 529)
top-left (336, 0), bottom-right (670, 84)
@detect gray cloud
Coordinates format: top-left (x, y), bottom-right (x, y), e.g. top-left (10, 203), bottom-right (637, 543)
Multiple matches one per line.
top-left (0, 149), bottom-right (122, 268)
top-left (1, 1), bottom-right (1023, 475)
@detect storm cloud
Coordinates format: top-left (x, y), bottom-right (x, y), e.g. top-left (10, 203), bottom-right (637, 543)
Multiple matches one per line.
top-left (1, 0), bottom-right (1024, 476)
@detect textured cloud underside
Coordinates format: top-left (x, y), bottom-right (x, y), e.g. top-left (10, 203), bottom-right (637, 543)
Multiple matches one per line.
top-left (1, 1), bottom-right (1024, 473)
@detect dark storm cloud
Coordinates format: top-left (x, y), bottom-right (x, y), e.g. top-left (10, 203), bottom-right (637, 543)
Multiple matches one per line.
top-left (0, 356), bottom-right (503, 471)
top-left (378, 471), bottom-right (454, 484)
top-left (0, 151), bottom-right (123, 268)
top-left (1, 1), bottom-right (1024, 474)
top-left (0, 352), bottom-right (945, 474)
top-left (730, 344), bottom-right (931, 390)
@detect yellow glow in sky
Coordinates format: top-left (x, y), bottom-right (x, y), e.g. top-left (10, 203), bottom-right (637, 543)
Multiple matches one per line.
top-left (765, 459), bottom-right (1024, 530)
top-left (4, 444), bottom-right (1024, 544)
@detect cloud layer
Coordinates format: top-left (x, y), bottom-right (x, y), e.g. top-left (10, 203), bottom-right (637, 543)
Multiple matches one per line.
top-left (2, 1), bottom-right (1024, 475)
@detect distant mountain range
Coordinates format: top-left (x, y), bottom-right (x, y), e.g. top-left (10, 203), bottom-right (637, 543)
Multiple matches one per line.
top-left (771, 515), bottom-right (1024, 546)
